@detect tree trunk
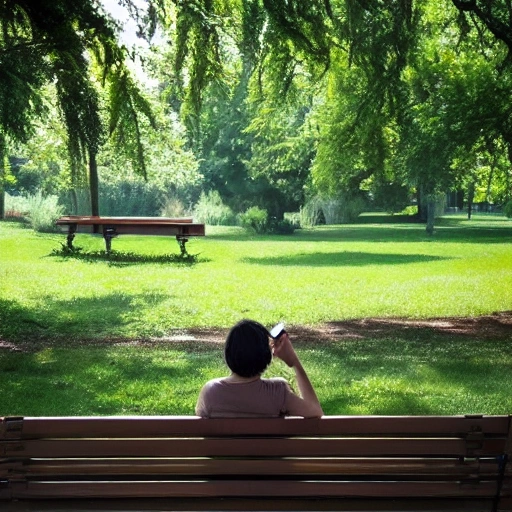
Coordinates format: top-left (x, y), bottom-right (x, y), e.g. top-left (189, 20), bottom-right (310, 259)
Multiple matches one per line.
top-left (70, 189), bottom-right (78, 215)
top-left (426, 195), bottom-right (435, 235)
top-left (0, 187), bottom-right (4, 219)
top-left (417, 186), bottom-right (427, 222)
top-left (467, 181), bottom-right (475, 220)
top-left (89, 149), bottom-right (100, 232)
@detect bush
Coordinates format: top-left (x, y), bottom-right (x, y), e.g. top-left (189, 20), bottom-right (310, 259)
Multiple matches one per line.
top-left (4, 193), bottom-right (30, 220)
top-left (25, 191), bottom-right (64, 232)
top-left (239, 206), bottom-right (268, 234)
top-left (193, 191), bottom-right (237, 225)
top-left (504, 199), bottom-right (512, 218)
top-left (301, 195), bottom-right (366, 226)
top-left (58, 188), bottom-right (91, 215)
top-left (160, 195), bottom-right (190, 218)
top-left (99, 181), bottom-right (162, 216)
top-left (268, 218), bottom-right (296, 234)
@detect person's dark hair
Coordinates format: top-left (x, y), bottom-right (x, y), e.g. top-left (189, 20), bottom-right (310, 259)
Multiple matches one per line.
top-left (224, 319), bottom-right (272, 378)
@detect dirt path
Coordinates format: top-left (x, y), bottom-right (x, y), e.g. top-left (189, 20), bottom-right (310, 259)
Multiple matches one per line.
top-left (180, 311), bottom-right (512, 344)
top-left (2, 312), bottom-right (511, 352)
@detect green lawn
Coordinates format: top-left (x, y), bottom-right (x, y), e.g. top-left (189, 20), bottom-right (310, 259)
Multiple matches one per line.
top-left (1, 331), bottom-right (511, 416)
top-left (1, 214), bottom-right (511, 416)
top-left (1, 214), bottom-right (511, 340)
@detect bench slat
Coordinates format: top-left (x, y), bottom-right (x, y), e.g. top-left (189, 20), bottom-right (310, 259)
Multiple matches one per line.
top-left (8, 479), bottom-right (500, 500)
top-left (4, 415), bottom-right (510, 438)
top-left (3, 458), bottom-right (500, 479)
top-left (2, 437), bottom-right (506, 458)
top-left (56, 217), bottom-right (194, 225)
top-left (0, 496), bottom-right (499, 511)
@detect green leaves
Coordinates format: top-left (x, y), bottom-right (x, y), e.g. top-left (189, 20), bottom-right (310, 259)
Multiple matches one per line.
top-left (108, 68), bottom-right (156, 179)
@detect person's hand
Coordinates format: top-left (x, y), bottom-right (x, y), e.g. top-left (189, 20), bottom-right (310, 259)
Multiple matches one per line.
top-left (272, 332), bottom-right (299, 368)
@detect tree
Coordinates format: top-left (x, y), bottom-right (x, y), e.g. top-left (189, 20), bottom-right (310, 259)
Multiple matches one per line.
top-left (128, 0), bottom-right (512, 230)
top-left (0, 0), bottom-right (155, 218)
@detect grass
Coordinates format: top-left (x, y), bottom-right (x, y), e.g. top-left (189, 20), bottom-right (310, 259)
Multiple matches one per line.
top-left (1, 214), bottom-right (511, 416)
top-left (1, 214), bottom-right (511, 341)
top-left (1, 334), bottom-right (511, 416)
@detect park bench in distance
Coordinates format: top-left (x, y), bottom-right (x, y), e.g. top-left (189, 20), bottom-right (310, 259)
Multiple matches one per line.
top-left (1, 415), bottom-right (511, 511)
top-left (56, 216), bottom-right (205, 255)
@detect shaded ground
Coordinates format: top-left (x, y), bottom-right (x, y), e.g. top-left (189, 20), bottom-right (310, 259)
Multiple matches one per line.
top-left (185, 311), bottom-right (512, 344)
top-left (2, 312), bottom-right (511, 352)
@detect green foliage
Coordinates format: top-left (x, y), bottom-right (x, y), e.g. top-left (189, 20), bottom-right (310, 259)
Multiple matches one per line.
top-left (0, 0), bottom-right (158, 218)
top-left (239, 206), bottom-right (269, 233)
top-left (193, 190), bottom-right (237, 225)
top-left (4, 193), bottom-right (30, 218)
top-left (504, 200), bottom-right (512, 218)
top-left (24, 191), bottom-right (64, 232)
top-left (301, 195), bottom-right (366, 226)
top-left (108, 69), bottom-right (157, 179)
top-left (98, 181), bottom-right (163, 217)
top-left (372, 182), bottom-right (411, 214)
top-left (160, 195), bottom-right (189, 218)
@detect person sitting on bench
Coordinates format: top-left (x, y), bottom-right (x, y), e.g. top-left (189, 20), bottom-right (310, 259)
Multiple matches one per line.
top-left (195, 319), bottom-right (324, 418)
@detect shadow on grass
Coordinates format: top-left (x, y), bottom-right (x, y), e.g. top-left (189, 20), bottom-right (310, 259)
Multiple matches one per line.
top-left (0, 342), bottom-right (207, 415)
top-left (0, 293), bottom-right (176, 343)
top-left (49, 246), bottom-right (206, 266)
top-left (2, 326), bottom-right (511, 415)
top-left (206, 213), bottom-right (512, 245)
top-left (242, 251), bottom-right (449, 267)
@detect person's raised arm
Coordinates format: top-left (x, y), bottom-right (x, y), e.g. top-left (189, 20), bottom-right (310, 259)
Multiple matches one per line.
top-left (272, 332), bottom-right (323, 418)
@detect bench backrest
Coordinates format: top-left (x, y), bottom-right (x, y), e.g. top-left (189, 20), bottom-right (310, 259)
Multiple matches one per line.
top-left (1, 415), bottom-right (511, 511)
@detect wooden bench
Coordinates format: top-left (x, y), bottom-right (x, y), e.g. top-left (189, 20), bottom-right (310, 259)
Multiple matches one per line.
top-left (1, 415), bottom-right (511, 511)
top-left (56, 216), bottom-right (206, 255)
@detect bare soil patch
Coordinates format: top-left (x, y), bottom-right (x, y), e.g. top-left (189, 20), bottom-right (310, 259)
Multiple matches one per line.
top-left (2, 312), bottom-right (511, 352)
top-left (185, 311), bottom-right (512, 344)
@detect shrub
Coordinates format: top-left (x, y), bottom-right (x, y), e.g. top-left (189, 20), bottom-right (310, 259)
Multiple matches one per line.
top-left (4, 193), bottom-right (30, 220)
top-left (284, 212), bottom-right (301, 227)
top-left (400, 205), bottom-right (418, 216)
top-left (160, 195), bottom-right (190, 218)
top-left (268, 218), bottom-right (296, 234)
top-left (99, 181), bottom-right (162, 216)
top-left (504, 199), bottom-right (512, 218)
top-left (239, 206), bottom-right (268, 234)
top-left (58, 188), bottom-right (91, 215)
top-left (193, 191), bottom-right (237, 225)
top-left (301, 195), bottom-right (366, 226)
top-left (25, 191), bottom-right (64, 232)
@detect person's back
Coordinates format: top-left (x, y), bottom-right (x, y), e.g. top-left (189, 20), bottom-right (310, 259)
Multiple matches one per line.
top-left (195, 319), bottom-right (323, 418)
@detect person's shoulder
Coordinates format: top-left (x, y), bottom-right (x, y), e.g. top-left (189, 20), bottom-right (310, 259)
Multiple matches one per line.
top-left (200, 377), bottom-right (226, 391)
top-left (262, 376), bottom-right (290, 388)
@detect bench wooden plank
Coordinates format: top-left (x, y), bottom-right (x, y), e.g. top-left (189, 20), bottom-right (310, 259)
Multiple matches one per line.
top-left (5, 415), bottom-right (510, 438)
top-left (0, 497), bottom-right (499, 511)
top-left (56, 216), bottom-right (194, 225)
top-left (7, 480), bottom-right (500, 499)
top-left (3, 458), bottom-right (500, 479)
top-left (2, 437), bottom-right (506, 458)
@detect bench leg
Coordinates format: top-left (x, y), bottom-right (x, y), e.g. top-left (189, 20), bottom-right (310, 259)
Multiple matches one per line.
top-left (66, 224), bottom-right (77, 250)
top-left (103, 226), bottom-right (117, 253)
top-left (177, 236), bottom-right (189, 257)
